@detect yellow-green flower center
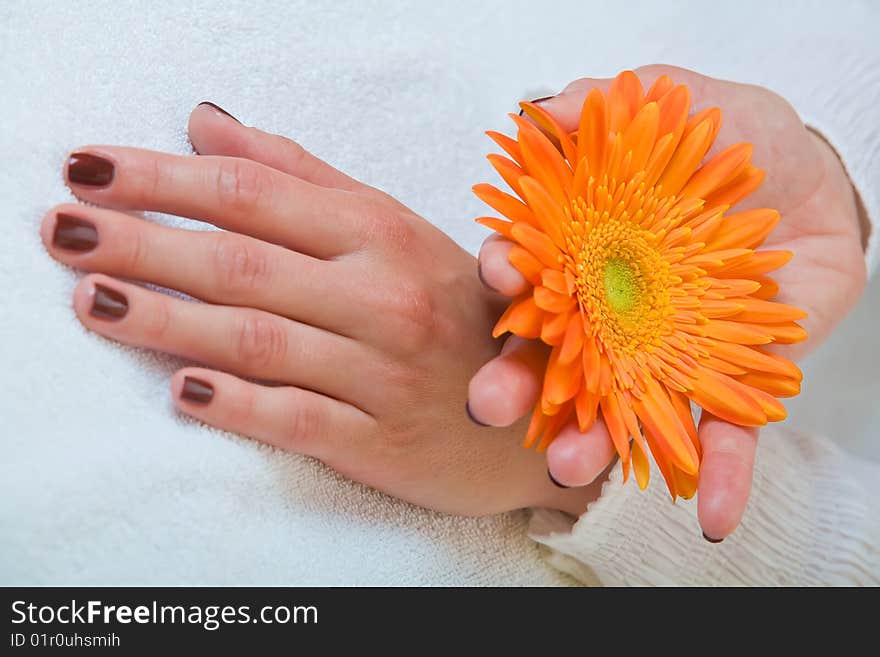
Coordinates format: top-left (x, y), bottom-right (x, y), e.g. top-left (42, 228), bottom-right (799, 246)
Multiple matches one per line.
top-left (562, 178), bottom-right (675, 359)
top-left (603, 258), bottom-right (639, 314)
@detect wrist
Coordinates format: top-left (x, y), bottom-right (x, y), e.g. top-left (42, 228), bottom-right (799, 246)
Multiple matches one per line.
top-left (806, 127), bottom-right (870, 252)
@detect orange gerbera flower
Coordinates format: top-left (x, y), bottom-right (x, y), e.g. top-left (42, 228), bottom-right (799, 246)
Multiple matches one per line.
top-left (474, 71), bottom-right (806, 499)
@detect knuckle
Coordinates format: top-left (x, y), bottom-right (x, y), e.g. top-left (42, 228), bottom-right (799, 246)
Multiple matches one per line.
top-left (378, 284), bottom-right (439, 353)
top-left (215, 158), bottom-right (271, 213)
top-left (211, 234), bottom-right (273, 297)
top-left (285, 395), bottom-right (326, 445)
top-left (360, 204), bottom-right (415, 252)
top-left (143, 295), bottom-right (171, 342)
top-left (121, 224), bottom-right (146, 273)
top-left (235, 312), bottom-right (288, 369)
top-left (225, 382), bottom-right (256, 428)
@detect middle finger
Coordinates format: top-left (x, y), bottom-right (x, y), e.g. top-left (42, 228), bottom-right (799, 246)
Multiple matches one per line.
top-left (65, 146), bottom-right (368, 258)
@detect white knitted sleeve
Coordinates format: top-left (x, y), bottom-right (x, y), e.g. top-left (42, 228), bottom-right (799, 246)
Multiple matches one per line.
top-left (529, 427), bottom-right (879, 585)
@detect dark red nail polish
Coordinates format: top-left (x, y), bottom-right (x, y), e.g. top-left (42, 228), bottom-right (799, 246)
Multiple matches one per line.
top-left (465, 401), bottom-right (489, 427)
top-left (198, 101), bottom-right (240, 124)
top-left (703, 532), bottom-right (724, 544)
top-left (53, 213), bottom-right (98, 252)
top-left (67, 153), bottom-right (114, 187)
top-left (181, 377), bottom-right (214, 404)
top-left (548, 470), bottom-right (570, 489)
top-left (90, 283), bottom-right (128, 320)
top-left (518, 95), bottom-right (555, 116)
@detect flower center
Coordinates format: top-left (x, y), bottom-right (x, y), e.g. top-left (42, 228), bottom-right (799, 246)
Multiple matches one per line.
top-left (562, 177), bottom-right (674, 359)
top-left (603, 258), bottom-right (639, 314)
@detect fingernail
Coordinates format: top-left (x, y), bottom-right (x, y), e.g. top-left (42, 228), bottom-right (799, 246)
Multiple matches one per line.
top-left (518, 95), bottom-right (555, 116)
top-left (702, 532), bottom-right (724, 544)
top-left (53, 213), bottom-right (98, 252)
top-left (90, 283), bottom-right (128, 320)
top-left (67, 153), bottom-right (114, 187)
top-left (465, 401), bottom-right (489, 427)
top-left (198, 101), bottom-right (241, 124)
top-left (477, 261), bottom-right (498, 293)
top-left (548, 470), bottom-right (570, 489)
top-left (181, 377), bottom-right (214, 404)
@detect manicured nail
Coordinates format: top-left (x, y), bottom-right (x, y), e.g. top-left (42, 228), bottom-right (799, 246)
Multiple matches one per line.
top-left (465, 401), bottom-right (489, 427)
top-left (90, 283), bottom-right (128, 320)
top-left (181, 377), bottom-right (214, 404)
top-left (53, 213), bottom-right (98, 252)
top-left (67, 153), bottom-right (114, 187)
top-left (548, 470), bottom-right (570, 489)
top-left (518, 95), bottom-right (554, 116)
top-left (702, 532), bottom-right (724, 544)
top-left (198, 101), bottom-right (240, 124)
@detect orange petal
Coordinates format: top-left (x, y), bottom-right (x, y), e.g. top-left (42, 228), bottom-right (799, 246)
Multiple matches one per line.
top-left (743, 322), bottom-right (808, 344)
top-left (518, 101), bottom-right (579, 165)
top-left (475, 216), bottom-right (514, 239)
top-left (523, 402), bottom-right (548, 449)
top-left (644, 132), bottom-right (677, 188)
top-left (486, 130), bottom-right (523, 165)
top-left (512, 115), bottom-right (572, 203)
top-left (559, 312), bottom-right (585, 364)
top-left (510, 222), bottom-right (562, 268)
top-left (621, 101), bottom-right (659, 174)
top-left (668, 389), bottom-right (701, 460)
top-left (702, 319), bottom-right (773, 345)
top-left (643, 426), bottom-right (679, 501)
top-left (632, 378), bottom-right (700, 475)
top-left (703, 165), bottom-right (765, 211)
top-left (752, 276), bottom-right (780, 300)
top-left (672, 466), bottom-right (699, 500)
top-left (645, 74), bottom-right (674, 103)
top-left (630, 435), bottom-right (651, 490)
top-left (599, 392), bottom-right (631, 482)
top-left (683, 106), bottom-right (722, 145)
top-left (608, 70), bottom-right (644, 134)
top-left (735, 371), bottom-right (801, 398)
top-left (680, 143), bottom-right (753, 201)
top-left (715, 251), bottom-right (794, 279)
top-left (541, 309), bottom-right (572, 345)
top-left (577, 88), bottom-right (608, 177)
top-left (508, 244), bottom-right (544, 285)
top-left (472, 183), bottom-right (535, 226)
top-left (535, 401), bottom-right (574, 452)
top-left (706, 208), bottom-right (780, 251)
top-left (657, 118), bottom-right (714, 197)
top-left (582, 335), bottom-right (601, 393)
top-left (519, 176), bottom-right (568, 247)
top-left (541, 269), bottom-right (568, 294)
top-left (534, 285), bottom-right (576, 313)
top-left (730, 297), bottom-right (807, 323)
top-left (575, 386), bottom-right (599, 432)
top-left (544, 346), bottom-right (583, 405)
top-left (486, 153), bottom-right (527, 200)
top-left (712, 344), bottom-right (802, 380)
top-left (493, 294), bottom-right (543, 339)
top-left (656, 85), bottom-right (690, 150)
top-left (688, 367), bottom-right (767, 427)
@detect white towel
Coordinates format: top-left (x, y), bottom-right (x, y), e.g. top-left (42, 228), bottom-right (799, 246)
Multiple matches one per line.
top-left (1, 0), bottom-right (877, 584)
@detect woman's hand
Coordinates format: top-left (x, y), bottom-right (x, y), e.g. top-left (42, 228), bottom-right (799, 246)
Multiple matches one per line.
top-left (469, 65), bottom-right (868, 539)
top-left (42, 102), bottom-right (600, 517)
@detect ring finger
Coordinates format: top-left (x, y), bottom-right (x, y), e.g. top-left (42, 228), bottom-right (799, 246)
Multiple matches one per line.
top-left (42, 204), bottom-right (362, 336)
top-left (73, 273), bottom-right (380, 411)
